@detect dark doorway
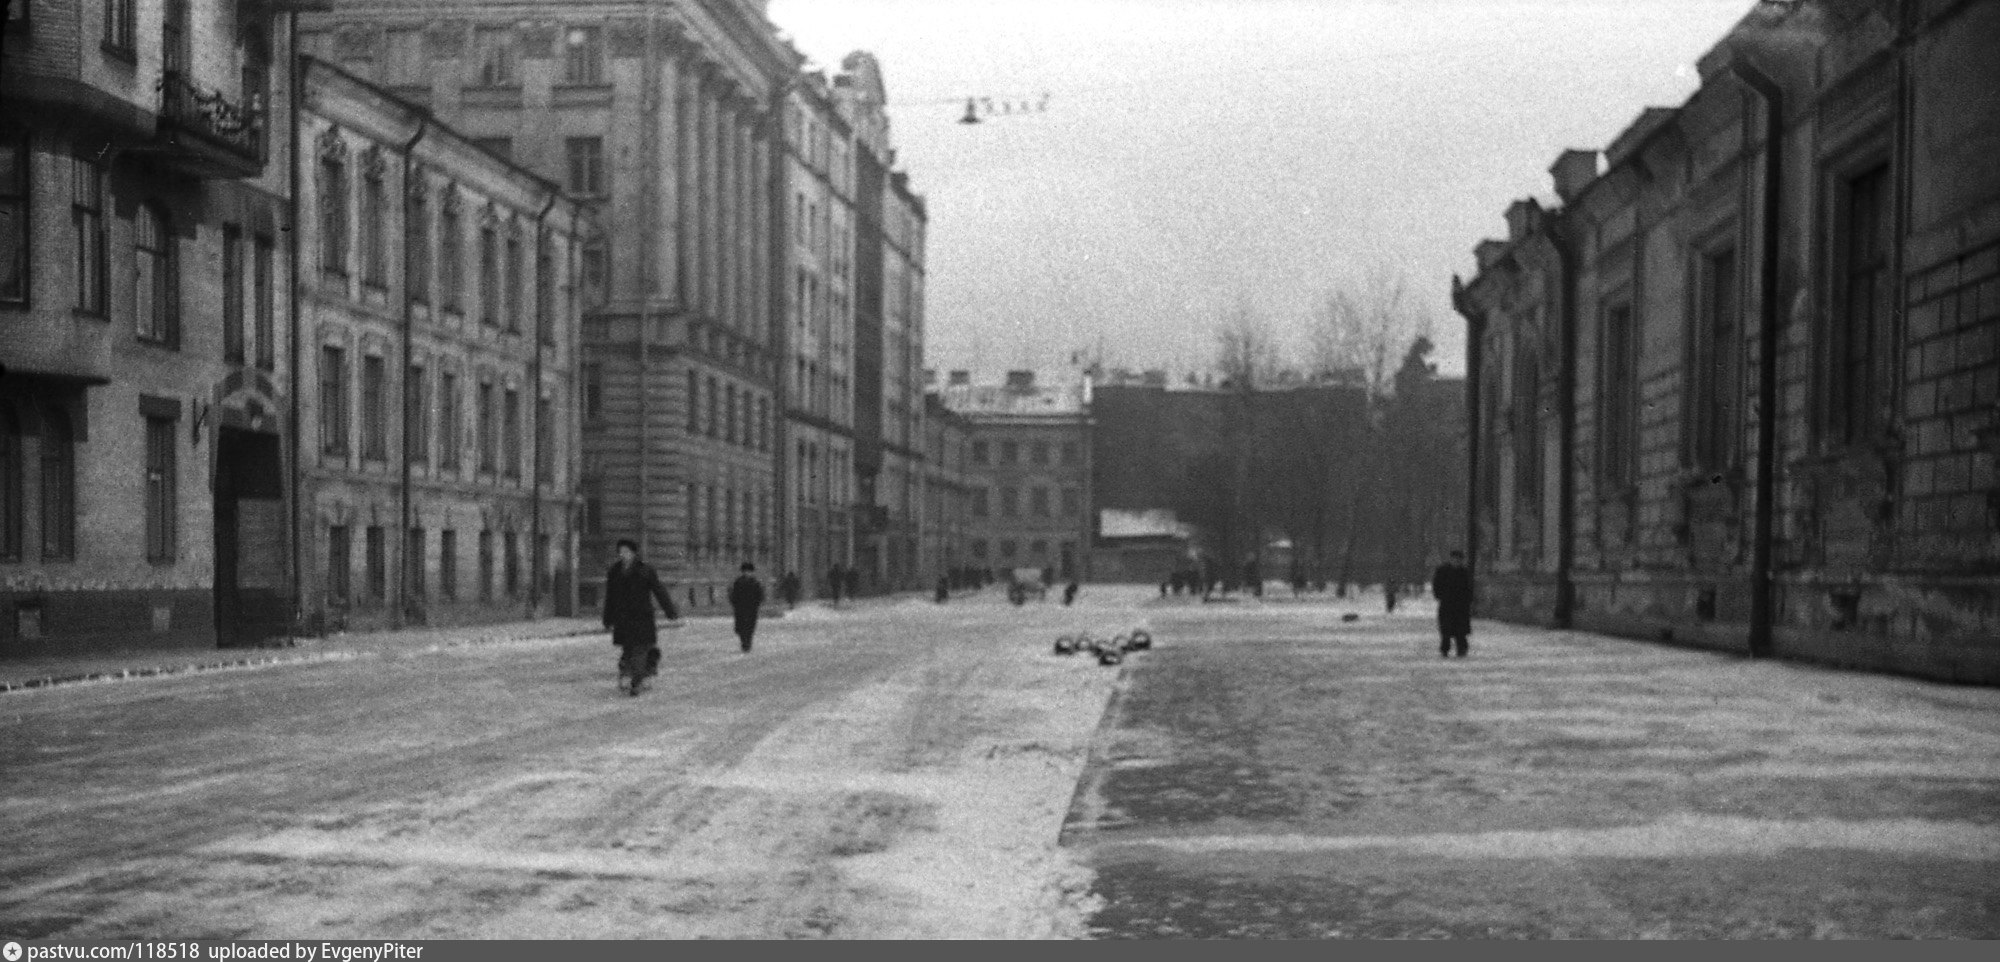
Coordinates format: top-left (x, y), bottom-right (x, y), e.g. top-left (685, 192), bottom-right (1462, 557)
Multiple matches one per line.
top-left (214, 428), bottom-right (288, 648)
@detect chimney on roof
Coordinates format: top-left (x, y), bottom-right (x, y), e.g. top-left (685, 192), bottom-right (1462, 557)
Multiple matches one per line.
top-left (1004, 370), bottom-right (1036, 393)
top-left (1550, 149), bottom-right (1600, 204)
top-left (947, 370), bottom-right (971, 386)
top-left (1504, 199), bottom-right (1539, 241)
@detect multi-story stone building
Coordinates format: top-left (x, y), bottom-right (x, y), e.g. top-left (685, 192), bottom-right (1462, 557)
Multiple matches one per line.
top-left (296, 58), bottom-right (589, 632)
top-left (940, 371), bottom-right (1092, 583)
top-left (1454, 0), bottom-right (2000, 683)
top-left (778, 69), bottom-right (857, 599)
top-left (838, 53), bottom-right (929, 595)
top-left (920, 390), bottom-right (972, 588)
top-left (2, 0), bottom-right (297, 653)
top-left (300, 1), bottom-right (796, 613)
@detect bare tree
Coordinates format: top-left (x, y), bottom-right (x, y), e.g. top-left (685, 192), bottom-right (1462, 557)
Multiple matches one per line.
top-left (1307, 266), bottom-right (1436, 401)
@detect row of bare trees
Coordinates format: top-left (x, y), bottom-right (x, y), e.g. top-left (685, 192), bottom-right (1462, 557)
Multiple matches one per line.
top-left (1178, 270), bottom-right (1465, 589)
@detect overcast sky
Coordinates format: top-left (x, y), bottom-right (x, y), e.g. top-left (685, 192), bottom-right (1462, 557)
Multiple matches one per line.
top-left (766, 0), bottom-right (1754, 381)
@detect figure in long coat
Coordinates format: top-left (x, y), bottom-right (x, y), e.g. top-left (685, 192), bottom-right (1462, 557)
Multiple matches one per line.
top-left (604, 539), bottom-right (680, 694)
top-left (1431, 550), bottom-right (1474, 659)
top-left (729, 562), bottom-right (766, 653)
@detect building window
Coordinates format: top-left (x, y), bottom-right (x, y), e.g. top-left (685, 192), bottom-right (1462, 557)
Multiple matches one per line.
top-left (971, 487), bottom-right (989, 517)
top-left (1689, 246), bottom-right (1739, 472)
top-left (478, 529), bottom-right (494, 600)
top-left (1031, 442), bottom-right (1049, 465)
top-left (505, 231), bottom-right (523, 333)
top-left (999, 539), bottom-right (1017, 560)
top-left (1031, 539), bottom-right (1048, 559)
top-left (707, 376), bottom-right (720, 438)
top-left (0, 404), bottom-right (18, 561)
top-left (385, 28), bottom-right (425, 87)
top-left (73, 157), bottom-right (108, 315)
top-left (1827, 163), bottom-right (1892, 448)
top-left (536, 396), bottom-right (553, 483)
top-left (361, 354), bottom-right (387, 462)
top-left (133, 204), bottom-right (178, 345)
top-left (1060, 487), bottom-right (1079, 518)
top-left (480, 221), bottom-right (499, 327)
top-left (536, 232), bottom-right (554, 345)
top-left (407, 186), bottom-right (430, 305)
top-left (365, 525), bottom-right (386, 603)
top-left (320, 346), bottom-right (349, 457)
top-left (478, 380), bottom-right (496, 474)
top-left (407, 527), bottom-right (426, 600)
top-left (687, 370), bottom-right (700, 433)
top-left (1031, 486), bottom-right (1050, 517)
top-left (326, 524), bottom-right (350, 603)
top-left (319, 147), bottom-right (348, 280)
top-left (563, 27), bottom-right (604, 85)
top-left (1000, 486), bottom-right (1019, 518)
top-left (566, 137), bottom-right (605, 197)
top-left (222, 225), bottom-right (245, 363)
top-left (440, 194), bottom-right (463, 312)
top-left (1512, 339), bottom-right (1542, 515)
top-left (971, 440), bottom-right (988, 465)
top-left (144, 414), bottom-right (177, 563)
top-left (439, 529), bottom-right (458, 600)
top-left (1000, 441), bottom-right (1019, 465)
top-left (756, 397), bottom-right (769, 451)
top-left (38, 408), bottom-right (76, 561)
top-left (440, 371), bottom-right (460, 473)
top-left (104, 0), bottom-right (137, 53)
top-left (1598, 303), bottom-right (1636, 489)
top-left (504, 531), bottom-right (520, 598)
top-left (581, 237), bottom-right (608, 307)
top-left (502, 387), bottom-right (521, 480)
top-left (360, 156), bottom-right (387, 288)
top-left (725, 384), bottom-right (739, 446)
top-left (407, 364), bottom-right (429, 467)
top-left (254, 235), bottom-right (276, 370)
top-left (474, 27), bottom-right (517, 86)
top-left (584, 363), bottom-right (603, 420)
top-left (970, 539), bottom-right (987, 561)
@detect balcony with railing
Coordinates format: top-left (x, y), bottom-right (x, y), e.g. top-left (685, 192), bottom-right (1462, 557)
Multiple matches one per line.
top-left (148, 70), bottom-right (264, 178)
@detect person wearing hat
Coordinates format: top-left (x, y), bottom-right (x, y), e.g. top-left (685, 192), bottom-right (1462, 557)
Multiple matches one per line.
top-left (1431, 549), bottom-right (1474, 659)
top-left (728, 562), bottom-right (766, 653)
top-left (603, 538), bottom-right (680, 695)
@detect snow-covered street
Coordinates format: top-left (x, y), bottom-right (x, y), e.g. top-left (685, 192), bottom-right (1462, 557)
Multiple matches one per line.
top-left (4, 584), bottom-right (1998, 939)
top-left (0, 590), bottom-right (1130, 939)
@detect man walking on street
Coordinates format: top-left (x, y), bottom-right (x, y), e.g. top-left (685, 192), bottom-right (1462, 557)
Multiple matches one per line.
top-left (730, 562), bottom-right (766, 653)
top-left (604, 539), bottom-right (680, 695)
top-left (1431, 550), bottom-right (1473, 658)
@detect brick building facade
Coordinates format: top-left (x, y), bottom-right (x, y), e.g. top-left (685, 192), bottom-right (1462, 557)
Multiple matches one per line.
top-left (3, 0), bottom-right (297, 653)
top-left (1454, 0), bottom-right (2000, 683)
top-left (296, 59), bottom-right (589, 632)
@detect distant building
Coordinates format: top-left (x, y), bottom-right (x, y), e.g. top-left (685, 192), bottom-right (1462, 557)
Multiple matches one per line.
top-left (3, 0), bottom-right (299, 653)
top-left (939, 371), bottom-right (1092, 582)
top-left (921, 391), bottom-right (972, 587)
top-left (296, 59), bottom-right (590, 632)
top-left (1094, 509), bottom-right (1193, 585)
top-left (1453, 0), bottom-right (2000, 683)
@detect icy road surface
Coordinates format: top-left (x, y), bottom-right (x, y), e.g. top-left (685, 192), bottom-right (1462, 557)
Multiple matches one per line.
top-left (1, 591), bottom-right (1131, 939)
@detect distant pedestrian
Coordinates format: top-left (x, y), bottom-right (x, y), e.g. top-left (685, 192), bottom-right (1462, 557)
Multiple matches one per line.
top-left (1431, 550), bottom-right (1473, 658)
top-left (1385, 582), bottom-right (1399, 613)
top-left (936, 576), bottom-right (951, 603)
top-left (603, 539), bottom-right (680, 695)
top-left (729, 562), bottom-right (765, 653)
top-left (827, 564), bottom-right (844, 604)
top-left (1063, 580), bottom-right (1080, 606)
top-left (780, 570), bottom-right (802, 608)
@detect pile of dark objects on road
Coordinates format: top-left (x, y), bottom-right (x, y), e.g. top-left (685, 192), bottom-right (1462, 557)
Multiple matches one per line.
top-left (1054, 629), bottom-right (1152, 665)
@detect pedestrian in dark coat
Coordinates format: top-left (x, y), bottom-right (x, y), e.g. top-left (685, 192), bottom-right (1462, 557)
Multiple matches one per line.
top-left (1431, 550), bottom-right (1473, 658)
top-left (729, 562), bottom-right (766, 653)
top-left (780, 570), bottom-right (802, 608)
top-left (603, 539), bottom-right (679, 694)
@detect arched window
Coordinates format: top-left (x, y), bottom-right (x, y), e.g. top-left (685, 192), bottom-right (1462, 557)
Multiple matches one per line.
top-left (40, 406), bottom-right (75, 561)
top-left (134, 203), bottom-right (178, 344)
top-left (0, 402), bottom-right (21, 561)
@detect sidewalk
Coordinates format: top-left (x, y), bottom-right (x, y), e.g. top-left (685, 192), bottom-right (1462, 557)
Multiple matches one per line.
top-left (0, 616), bottom-right (608, 694)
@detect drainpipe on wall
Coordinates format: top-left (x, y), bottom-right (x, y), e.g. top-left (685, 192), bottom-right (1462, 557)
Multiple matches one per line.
top-left (528, 189), bottom-right (557, 620)
top-left (1729, 55), bottom-right (1783, 660)
top-left (1551, 221), bottom-right (1579, 628)
top-left (396, 114), bottom-right (430, 629)
top-left (286, 15), bottom-right (305, 637)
